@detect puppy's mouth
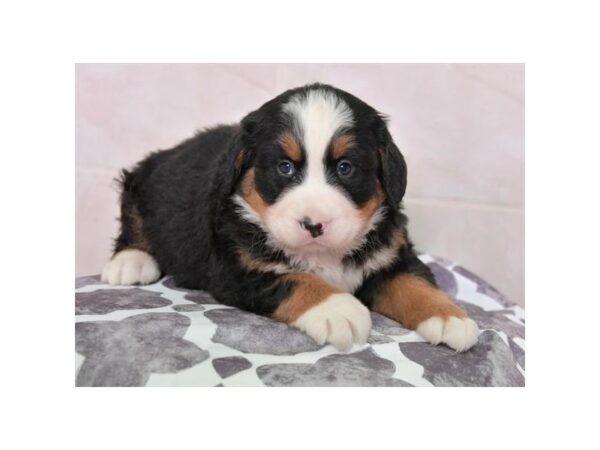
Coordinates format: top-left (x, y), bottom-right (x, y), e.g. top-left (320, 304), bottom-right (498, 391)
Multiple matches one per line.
top-left (291, 237), bottom-right (329, 249)
top-left (272, 233), bottom-right (329, 251)
top-left (265, 217), bottom-right (366, 256)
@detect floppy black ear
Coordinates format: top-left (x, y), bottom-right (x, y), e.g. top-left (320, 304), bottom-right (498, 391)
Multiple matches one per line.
top-left (378, 133), bottom-right (407, 208)
top-left (215, 105), bottom-right (272, 200)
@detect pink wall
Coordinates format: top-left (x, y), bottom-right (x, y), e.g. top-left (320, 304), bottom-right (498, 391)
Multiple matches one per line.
top-left (75, 63), bottom-right (524, 306)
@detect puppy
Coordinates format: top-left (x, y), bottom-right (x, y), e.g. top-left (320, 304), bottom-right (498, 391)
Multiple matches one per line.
top-left (102, 83), bottom-right (479, 352)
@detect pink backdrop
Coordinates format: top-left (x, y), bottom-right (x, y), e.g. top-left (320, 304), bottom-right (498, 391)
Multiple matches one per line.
top-left (75, 63), bottom-right (524, 306)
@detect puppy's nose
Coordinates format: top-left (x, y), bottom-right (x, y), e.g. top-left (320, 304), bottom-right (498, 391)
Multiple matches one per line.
top-left (300, 217), bottom-right (324, 238)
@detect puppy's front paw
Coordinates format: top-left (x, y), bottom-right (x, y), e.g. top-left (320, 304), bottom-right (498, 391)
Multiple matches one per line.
top-left (416, 316), bottom-right (479, 352)
top-left (293, 293), bottom-right (372, 351)
top-left (101, 249), bottom-right (161, 286)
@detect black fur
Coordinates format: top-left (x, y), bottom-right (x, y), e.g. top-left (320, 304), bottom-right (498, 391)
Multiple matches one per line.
top-left (112, 83), bottom-right (436, 317)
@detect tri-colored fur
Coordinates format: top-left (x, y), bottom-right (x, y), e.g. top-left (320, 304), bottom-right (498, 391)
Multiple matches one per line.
top-left (102, 83), bottom-right (479, 352)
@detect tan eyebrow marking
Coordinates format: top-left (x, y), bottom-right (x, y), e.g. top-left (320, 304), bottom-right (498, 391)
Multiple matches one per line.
top-left (279, 132), bottom-right (302, 162)
top-left (331, 134), bottom-right (355, 159)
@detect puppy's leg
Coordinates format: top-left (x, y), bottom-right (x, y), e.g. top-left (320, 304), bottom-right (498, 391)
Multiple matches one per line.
top-left (101, 171), bottom-right (161, 286)
top-left (372, 274), bottom-right (479, 352)
top-left (102, 248), bottom-right (160, 286)
top-left (274, 273), bottom-right (372, 351)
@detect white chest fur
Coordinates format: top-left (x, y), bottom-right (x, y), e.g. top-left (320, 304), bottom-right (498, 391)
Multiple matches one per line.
top-left (286, 243), bottom-right (399, 293)
top-left (301, 256), bottom-right (365, 293)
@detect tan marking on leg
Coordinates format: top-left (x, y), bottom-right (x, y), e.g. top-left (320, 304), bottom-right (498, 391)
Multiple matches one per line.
top-left (279, 132), bottom-right (302, 162)
top-left (372, 274), bottom-right (466, 330)
top-left (240, 168), bottom-right (269, 218)
top-left (117, 204), bottom-right (151, 255)
top-left (273, 273), bottom-right (342, 323)
top-left (130, 206), bottom-right (151, 252)
top-left (331, 134), bottom-right (355, 160)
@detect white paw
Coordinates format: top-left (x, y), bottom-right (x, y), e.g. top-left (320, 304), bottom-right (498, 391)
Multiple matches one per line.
top-left (416, 316), bottom-right (479, 352)
top-left (293, 293), bottom-right (372, 351)
top-left (101, 249), bottom-right (161, 286)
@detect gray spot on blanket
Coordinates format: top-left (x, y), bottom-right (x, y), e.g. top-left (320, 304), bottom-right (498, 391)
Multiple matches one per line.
top-left (76, 288), bottom-right (171, 315)
top-left (367, 334), bottom-right (396, 345)
top-left (212, 356), bottom-right (252, 378)
top-left (399, 330), bottom-right (524, 387)
top-left (456, 300), bottom-right (524, 340)
top-left (75, 312), bottom-right (209, 386)
top-left (172, 304), bottom-right (205, 312)
top-left (75, 275), bottom-right (102, 289)
top-left (371, 313), bottom-right (410, 335)
top-left (205, 308), bottom-right (321, 355)
top-left (257, 348), bottom-right (413, 387)
top-left (162, 277), bottom-right (217, 304)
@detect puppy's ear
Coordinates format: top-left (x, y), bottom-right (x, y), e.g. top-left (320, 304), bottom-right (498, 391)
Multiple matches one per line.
top-left (230, 133), bottom-right (252, 184)
top-left (217, 109), bottom-right (263, 196)
top-left (375, 119), bottom-right (407, 207)
top-left (239, 108), bottom-right (263, 150)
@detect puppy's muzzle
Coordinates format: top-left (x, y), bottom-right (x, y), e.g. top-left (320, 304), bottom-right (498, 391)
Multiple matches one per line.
top-left (300, 217), bottom-right (324, 238)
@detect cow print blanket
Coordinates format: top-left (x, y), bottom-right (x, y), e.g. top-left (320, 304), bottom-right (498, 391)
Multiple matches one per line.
top-left (75, 254), bottom-right (525, 386)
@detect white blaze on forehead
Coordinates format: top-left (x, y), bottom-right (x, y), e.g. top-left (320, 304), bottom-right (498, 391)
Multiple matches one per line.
top-left (283, 89), bottom-right (354, 181)
top-left (262, 89), bottom-right (365, 255)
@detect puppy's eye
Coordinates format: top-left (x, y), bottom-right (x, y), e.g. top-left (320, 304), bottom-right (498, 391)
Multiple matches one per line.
top-left (277, 159), bottom-right (295, 177)
top-left (336, 160), bottom-right (354, 177)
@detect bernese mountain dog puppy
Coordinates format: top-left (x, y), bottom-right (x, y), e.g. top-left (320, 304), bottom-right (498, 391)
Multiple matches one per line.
top-left (102, 83), bottom-right (479, 352)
